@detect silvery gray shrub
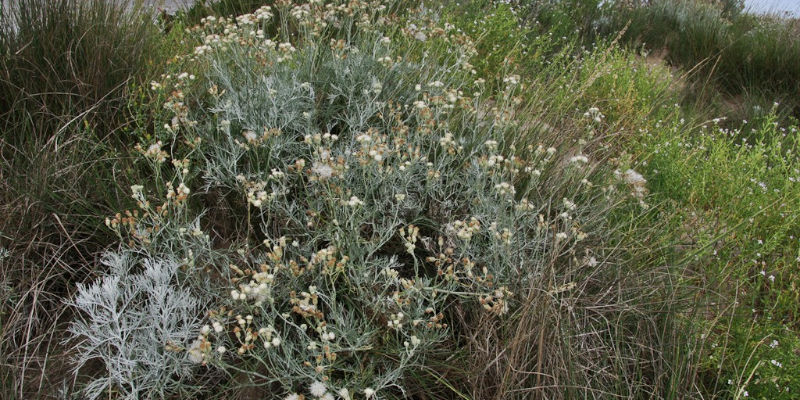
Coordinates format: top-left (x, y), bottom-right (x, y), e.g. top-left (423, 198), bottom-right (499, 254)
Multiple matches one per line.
top-left (69, 1), bottom-right (657, 399)
top-left (67, 252), bottom-right (203, 399)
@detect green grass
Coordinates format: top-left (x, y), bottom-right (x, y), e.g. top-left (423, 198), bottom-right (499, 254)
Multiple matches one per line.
top-left (448, 1), bottom-right (800, 397)
top-left (637, 109), bottom-right (800, 398)
top-left (610, 0), bottom-right (800, 122)
top-left (446, 3), bottom-right (705, 397)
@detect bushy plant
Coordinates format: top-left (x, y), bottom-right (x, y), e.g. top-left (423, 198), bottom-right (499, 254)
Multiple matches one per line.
top-left (68, 252), bottom-right (204, 400)
top-left (66, 1), bottom-right (693, 398)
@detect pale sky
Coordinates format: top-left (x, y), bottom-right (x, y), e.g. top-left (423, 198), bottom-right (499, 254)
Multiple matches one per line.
top-left (744, 0), bottom-right (800, 16)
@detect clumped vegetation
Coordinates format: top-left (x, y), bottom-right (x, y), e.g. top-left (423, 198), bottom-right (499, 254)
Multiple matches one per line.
top-left (1, 0), bottom-right (799, 399)
top-left (608, 0), bottom-right (800, 121)
top-left (0, 0), bottom-right (184, 396)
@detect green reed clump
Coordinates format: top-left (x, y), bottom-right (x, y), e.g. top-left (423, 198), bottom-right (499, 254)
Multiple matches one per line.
top-left (0, 0), bottom-right (170, 137)
top-left (0, 1), bottom-right (189, 397)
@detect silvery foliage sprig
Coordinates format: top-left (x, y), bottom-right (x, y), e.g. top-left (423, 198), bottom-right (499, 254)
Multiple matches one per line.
top-left (67, 252), bottom-right (203, 400)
